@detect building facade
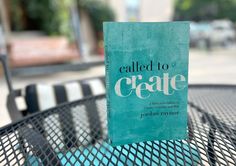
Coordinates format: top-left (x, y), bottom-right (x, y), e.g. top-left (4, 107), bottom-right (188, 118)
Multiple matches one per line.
top-left (107, 0), bottom-right (174, 22)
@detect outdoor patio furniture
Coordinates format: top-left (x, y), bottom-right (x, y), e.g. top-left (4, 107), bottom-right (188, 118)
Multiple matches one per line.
top-left (1, 51), bottom-right (236, 165)
top-left (0, 53), bottom-right (105, 121)
top-left (0, 85), bottom-right (235, 165)
top-left (1, 53), bottom-right (236, 165)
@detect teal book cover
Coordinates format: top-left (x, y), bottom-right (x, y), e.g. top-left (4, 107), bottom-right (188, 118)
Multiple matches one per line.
top-left (103, 22), bottom-right (190, 146)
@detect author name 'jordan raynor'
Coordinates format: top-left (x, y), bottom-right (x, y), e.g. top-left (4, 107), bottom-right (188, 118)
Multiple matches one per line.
top-left (115, 61), bottom-right (187, 99)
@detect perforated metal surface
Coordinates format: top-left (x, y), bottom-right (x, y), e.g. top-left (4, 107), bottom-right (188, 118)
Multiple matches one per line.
top-left (0, 86), bottom-right (236, 166)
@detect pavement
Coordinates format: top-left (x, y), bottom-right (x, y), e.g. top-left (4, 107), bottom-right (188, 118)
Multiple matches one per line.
top-left (189, 48), bottom-right (236, 84)
top-left (0, 48), bottom-right (236, 127)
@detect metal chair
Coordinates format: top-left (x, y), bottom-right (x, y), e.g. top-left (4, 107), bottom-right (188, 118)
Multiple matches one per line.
top-left (0, 53), bottom-right (106, 165)
top-left (0, 53), bottom-right (104, 120)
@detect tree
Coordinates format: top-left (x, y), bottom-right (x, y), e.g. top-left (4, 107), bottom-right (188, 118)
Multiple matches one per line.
top-left (174, 0), bottom-right (236, 22)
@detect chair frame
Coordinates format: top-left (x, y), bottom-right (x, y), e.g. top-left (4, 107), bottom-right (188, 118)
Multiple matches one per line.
top-left (0, 54), bottom-right (23, 121)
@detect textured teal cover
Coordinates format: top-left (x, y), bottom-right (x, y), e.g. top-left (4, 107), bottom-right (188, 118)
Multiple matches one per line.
top-left (104, 22), bottom-right (190, 146)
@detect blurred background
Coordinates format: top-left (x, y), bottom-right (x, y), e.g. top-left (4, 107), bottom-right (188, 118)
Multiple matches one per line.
top-left (0, 0), bottom-right (236, 127)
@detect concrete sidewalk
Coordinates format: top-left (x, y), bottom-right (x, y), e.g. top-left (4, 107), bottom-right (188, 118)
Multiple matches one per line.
top-left (0, 48), bottom-right (236, 127)
top-left (189, 49), bottom-right (236, 84)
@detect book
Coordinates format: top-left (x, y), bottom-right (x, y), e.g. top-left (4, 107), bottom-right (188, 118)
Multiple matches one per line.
top-left (103, 22), bottom-right (190, 146)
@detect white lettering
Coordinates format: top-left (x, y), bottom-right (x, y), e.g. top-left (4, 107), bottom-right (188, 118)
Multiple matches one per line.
top-left (114, 73), bottom-right (187, 99)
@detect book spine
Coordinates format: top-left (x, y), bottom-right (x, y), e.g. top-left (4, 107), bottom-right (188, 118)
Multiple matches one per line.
top-left (104, 34), bottom-right (112, 144)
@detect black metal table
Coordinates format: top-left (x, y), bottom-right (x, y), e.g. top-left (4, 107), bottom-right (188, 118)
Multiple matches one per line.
top-left (0, 85), bottom-right (235, 166)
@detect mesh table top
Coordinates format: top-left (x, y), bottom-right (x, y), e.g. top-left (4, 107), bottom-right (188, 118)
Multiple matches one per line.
top-left (0, 85), bottom-right (235, 166)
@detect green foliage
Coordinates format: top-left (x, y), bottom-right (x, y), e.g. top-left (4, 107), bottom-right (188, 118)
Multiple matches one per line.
top-left (78, 0), bottom-right (115, 33)
top-left (28, 0), bottom-right (72, 37)
top-left (10, 0), bottom-right (73, 37)
top-left (174, 0), bottom-right (236, 22)
top-left (10, 0), bottom-right (115, 38)
top-left (10, 0), bottom-right (24, 30)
